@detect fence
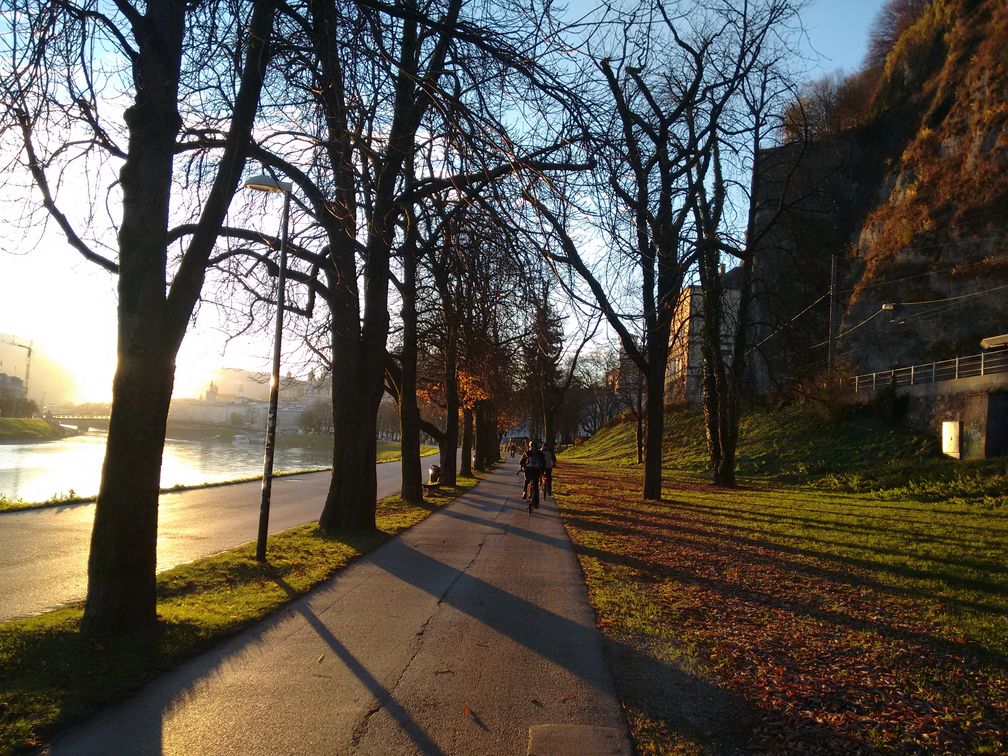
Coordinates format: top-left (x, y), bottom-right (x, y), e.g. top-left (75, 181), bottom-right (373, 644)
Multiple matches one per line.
top-left (849, 349), bottom-right (1008, 393)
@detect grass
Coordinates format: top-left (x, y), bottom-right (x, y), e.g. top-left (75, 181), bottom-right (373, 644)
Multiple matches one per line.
top-left (0, 471), bottom-right (485, 753)
top-left (568, 403), bottom-right (1008, 503)
top-left (0, 419), bottom-right (72, 443)
top-left (0, 444), bottom-right (440, 513)
top-left (556, 407), bottom-right (1008, 753)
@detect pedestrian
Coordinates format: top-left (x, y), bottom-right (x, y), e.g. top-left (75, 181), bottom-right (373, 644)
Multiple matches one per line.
top-left (543, 443), bottom-right (557, 497)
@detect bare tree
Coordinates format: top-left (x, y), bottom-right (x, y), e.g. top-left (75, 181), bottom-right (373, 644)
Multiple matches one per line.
top-left (576, 348), bottom-right (623, 436)
top-left (688, 5), bottom-right (802, 485)
top-left (866, 0), bottom-right (933, 71)
top-left (208, 0), bottom-right (587, 526)
top-left (1, 0), bottom-right (276, 634)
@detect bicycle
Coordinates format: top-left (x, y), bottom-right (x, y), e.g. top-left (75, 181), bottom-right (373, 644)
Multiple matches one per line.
top-left (527, 474), bottom-right (540, 514)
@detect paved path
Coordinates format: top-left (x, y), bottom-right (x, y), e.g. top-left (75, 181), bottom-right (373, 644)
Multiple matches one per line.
top-left (45, 459), bottom-right (630, 755)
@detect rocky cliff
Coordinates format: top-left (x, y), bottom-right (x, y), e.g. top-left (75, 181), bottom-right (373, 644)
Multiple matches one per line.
top-left (751, 0), bottom-right (1008, 385)
top-left (847, 0), bottom-right (1008, 371)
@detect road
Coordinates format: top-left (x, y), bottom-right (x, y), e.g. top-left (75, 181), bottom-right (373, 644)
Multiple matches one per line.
top-left (0, 456), bottom-right (441, 622)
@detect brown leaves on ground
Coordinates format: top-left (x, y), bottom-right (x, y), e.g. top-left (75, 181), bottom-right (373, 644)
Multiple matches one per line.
top-left (558, 463), bottom-right (1008, 754)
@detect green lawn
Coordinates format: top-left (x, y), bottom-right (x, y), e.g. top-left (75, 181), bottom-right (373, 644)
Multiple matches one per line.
top-left (0, 418), bottom-right (71, 442)
top-left (557, 407), bottom-right (1008, 753)
top-left (567, 403), bottom-right (1007, 504)
top-left (0, 472), bottom-right (485, 753)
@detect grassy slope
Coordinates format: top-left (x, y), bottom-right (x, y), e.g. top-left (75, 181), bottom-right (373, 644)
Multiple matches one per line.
top-left (558, 406), bottom-right (1007, 753)
top-left (569, 403), bottom-right (1007, 503)
top-left (0, 419), bottom-right (71, 442)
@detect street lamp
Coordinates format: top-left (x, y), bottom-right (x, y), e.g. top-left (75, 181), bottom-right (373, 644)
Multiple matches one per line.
top-left (245, 171), bottom-right (292, 562)
top-left (980, 334), bottom-right (1008, 349)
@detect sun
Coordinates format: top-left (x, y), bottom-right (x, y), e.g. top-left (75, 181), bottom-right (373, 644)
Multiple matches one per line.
top-left (172, 360), bottom-right (213, 400)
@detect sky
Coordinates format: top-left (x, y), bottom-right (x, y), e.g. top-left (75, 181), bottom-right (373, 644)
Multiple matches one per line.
top-left (0, 0), bottom-right (885, 405)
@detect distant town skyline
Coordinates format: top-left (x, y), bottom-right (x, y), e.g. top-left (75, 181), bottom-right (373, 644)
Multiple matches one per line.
top-left (0, 0), bottom-right (883, 404)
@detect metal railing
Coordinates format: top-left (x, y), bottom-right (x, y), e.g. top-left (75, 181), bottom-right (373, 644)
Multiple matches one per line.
top-left (850, 349), bottom-right (1008, 393)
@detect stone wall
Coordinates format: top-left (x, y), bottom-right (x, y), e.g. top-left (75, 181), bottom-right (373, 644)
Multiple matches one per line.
top-left (904, 388), bottom-right (1008, 459)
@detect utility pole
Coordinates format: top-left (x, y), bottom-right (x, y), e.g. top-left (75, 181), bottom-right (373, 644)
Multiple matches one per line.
top-left (827, 254), bottom-right (838, 387)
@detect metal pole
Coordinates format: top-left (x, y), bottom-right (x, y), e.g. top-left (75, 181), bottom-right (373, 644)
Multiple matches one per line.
top-left (827, 254), bottom-right (837, 386)
top-left (256, 189), bottom-right (290, 563)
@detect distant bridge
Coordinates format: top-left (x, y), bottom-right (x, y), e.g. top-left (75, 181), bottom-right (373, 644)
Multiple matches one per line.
top-left (48, 414), bottom-right (111, 432)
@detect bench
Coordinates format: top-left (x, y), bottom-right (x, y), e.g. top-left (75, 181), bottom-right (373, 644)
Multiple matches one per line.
top-left (422, 481), bottom-right (442, 494)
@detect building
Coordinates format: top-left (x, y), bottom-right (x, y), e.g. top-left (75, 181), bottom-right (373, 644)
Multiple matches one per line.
top-left (665, 271), bottom-right (742, 407)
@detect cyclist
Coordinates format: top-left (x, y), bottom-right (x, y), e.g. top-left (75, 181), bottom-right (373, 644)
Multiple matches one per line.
top-left (519, 439), bottom-right (546, 509)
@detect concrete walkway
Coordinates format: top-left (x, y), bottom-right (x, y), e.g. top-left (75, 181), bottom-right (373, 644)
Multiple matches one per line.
top-left (46, 459), bottom-right (630, 756)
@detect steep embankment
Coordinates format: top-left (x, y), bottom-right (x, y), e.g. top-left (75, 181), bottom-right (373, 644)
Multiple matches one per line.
top-left (0, 418), bottom-right (73, 442)
top-left (846, 0), bottom-right (1008, 367)
top-left (570, 405), bottom-right (1007, 504)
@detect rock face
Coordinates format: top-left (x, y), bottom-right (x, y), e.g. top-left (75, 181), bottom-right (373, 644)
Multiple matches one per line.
top-left (751, 0), bottom-right (1008, 387)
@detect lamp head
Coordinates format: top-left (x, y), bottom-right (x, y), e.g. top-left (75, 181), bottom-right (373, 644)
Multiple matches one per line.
top-left (245, 173), bottom-right (292, 193)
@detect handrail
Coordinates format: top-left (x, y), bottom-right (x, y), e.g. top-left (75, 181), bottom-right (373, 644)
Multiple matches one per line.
top-left (849, 349), bottom-right (1008, 392)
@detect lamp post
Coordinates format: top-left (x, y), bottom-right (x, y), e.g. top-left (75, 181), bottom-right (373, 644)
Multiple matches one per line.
top-left (245, 172), bottom-right (292, 562)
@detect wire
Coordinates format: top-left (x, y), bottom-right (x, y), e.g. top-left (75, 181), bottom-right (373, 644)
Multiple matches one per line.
top-left (746, 291), bottom-right (829, 354)
top-left (808, 306), bottom-right (886, 349)
top-left (893, 282), bottom-right (1008, 307)
top-left (841, 247), bottom-right (1005, 293)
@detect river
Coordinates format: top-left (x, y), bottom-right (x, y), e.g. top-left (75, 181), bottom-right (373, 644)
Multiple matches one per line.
top-left (0, 431), bottom-right (334, 503)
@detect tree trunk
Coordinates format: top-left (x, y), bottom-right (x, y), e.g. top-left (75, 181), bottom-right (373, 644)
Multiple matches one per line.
top-left (642, 372), bottom-right (665, 500)
top-left (83, 351), bottom-right (175, 635)
top-left (440, 337), bottom-right (459, 485)
top-left (399, 359), bottom-right (423, 504)
top-left (398, 174), bottom-right (422, 504)
top-left (460, 406), bottom-right (474, 477)
top-left (320, 341), bottom-right (381, 530)
top-left (635, 380), bottom-right (644, 464)
top-left (717, 253), bottom-right (755, 487)
top-left (81, 5), bottom-right (184, 635)
top-left (474, 401), bottom-right (497, 470)
top-left (542, 395), bottom-right (557, 453)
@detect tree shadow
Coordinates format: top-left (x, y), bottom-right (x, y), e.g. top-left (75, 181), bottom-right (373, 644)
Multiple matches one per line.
top-left (272, 575), bottom-right (445, 755)
top-left (362, 529), bottom-right (862, 753)
top-left (554, 511), bottom-right (1008, 665)
top-left (560, 511), bottom-right (1008, 614)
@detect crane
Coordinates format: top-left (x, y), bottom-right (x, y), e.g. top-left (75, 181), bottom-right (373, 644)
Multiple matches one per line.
top-left (2, 336), bottom-right (32, 400)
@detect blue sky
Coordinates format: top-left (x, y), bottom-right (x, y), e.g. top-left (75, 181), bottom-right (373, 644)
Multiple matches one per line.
top-left (801, 0), bottom-right (884, 77)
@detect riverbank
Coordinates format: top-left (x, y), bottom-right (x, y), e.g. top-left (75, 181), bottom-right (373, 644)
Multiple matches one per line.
top-left (0, 442), bottom-right (439, 513)
top-left (0, 418), bottom-right (74, 443)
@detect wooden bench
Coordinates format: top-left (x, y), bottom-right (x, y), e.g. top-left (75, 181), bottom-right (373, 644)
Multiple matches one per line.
top-left (422, 481), bottom-right (442, 494)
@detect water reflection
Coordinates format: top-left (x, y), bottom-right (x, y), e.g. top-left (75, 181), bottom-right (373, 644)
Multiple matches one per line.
top-left (0, 431), bottom-right (333, 503)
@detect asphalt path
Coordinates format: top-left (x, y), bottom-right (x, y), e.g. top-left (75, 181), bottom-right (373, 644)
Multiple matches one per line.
top-left (0, 455), bottom-right (442, 622)
top-left (45, 459), bottom-right (631, 756)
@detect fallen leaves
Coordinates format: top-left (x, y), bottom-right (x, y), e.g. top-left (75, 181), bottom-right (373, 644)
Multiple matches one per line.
top-left (558, 462), bottom-right (1008, 753)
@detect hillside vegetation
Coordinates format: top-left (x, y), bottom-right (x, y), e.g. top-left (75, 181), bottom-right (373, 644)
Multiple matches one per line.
top-left (568, 403), bottom-right (1007, 505)
top-left (847, 0), bottom-right (1008, 364)
top-left (0, 418), bottom-right (73, 442)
